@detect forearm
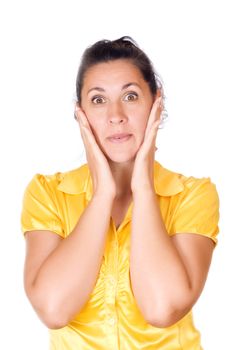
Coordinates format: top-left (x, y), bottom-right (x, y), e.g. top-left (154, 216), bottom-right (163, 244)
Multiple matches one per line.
top-left (130, 189), bottom-right (192, 327)
top-left (30, 192), bottom-right (114, 328)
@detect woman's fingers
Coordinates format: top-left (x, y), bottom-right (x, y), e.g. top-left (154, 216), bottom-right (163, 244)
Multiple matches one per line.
top-left (76, 109), bottom-right (96, 146)
top-left (76, 109), bottom-right (99, 147)
top-left (76, 108), bottom-right (88, 127)
top-left (140, 119), bottom-right (160, 156)
top-left (144, 96), bottom-right (163, 139)
top-left (75, 107), bottom-right (117, 196)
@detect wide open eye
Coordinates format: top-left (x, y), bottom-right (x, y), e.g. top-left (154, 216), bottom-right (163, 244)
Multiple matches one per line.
top-left (91, 92), bottom-right (138, 104)
top-left (124, 92), bottom-right (138, 101)
top-left (91, 95), bottom-right (105, 104)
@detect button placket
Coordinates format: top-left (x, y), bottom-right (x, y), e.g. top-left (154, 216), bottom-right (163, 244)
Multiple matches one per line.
top-left (104, 229), bottom-right (119, 333)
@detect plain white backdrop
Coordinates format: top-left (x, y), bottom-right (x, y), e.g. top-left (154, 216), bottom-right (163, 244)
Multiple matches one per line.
top-left (0, 0), bottom-right (232, 349)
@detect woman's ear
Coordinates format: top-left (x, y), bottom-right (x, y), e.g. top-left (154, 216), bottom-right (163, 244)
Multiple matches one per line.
top-left (75, 101), bottom-right (80, 111)
top-left (76, 101), bottom-right (85, 112)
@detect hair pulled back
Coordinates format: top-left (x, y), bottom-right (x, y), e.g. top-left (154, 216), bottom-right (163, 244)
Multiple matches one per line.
top-left (75, 36), bottom-right (165, 106)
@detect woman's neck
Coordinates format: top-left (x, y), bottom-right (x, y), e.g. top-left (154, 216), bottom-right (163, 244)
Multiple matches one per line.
top-left (108, 160), bottom-right (134, 199)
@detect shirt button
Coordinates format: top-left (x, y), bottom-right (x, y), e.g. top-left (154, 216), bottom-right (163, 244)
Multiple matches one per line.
top-left (108, 317), bottom-right (116, 326)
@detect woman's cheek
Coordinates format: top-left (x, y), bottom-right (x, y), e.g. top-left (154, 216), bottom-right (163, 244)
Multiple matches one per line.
top-left (139, 118), bottom-right (148, 135)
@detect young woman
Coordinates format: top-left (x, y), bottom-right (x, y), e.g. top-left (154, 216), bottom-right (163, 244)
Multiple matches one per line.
top-left (21, 36), bottom-right (220, 349)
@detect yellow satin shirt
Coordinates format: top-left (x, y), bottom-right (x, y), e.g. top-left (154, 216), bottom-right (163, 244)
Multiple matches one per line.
top-left (20, 160), bottom-right (220, 350)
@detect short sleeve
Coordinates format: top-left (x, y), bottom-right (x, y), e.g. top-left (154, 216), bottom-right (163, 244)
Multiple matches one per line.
top-left (170, 178), bottom-right (220, 247)
top-left (20, 173), bottom-right (64, 238)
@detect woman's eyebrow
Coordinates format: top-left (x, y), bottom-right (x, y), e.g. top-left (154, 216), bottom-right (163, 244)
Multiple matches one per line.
top-left (87, 82), bottom-right (141, 95)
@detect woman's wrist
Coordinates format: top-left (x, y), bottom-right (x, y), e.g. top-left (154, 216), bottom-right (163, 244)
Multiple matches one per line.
top-left (93, 189), bottom-right (116, 202)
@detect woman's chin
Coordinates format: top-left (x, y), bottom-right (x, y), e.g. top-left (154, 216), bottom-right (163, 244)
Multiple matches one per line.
top-left (100, 141), bottom-right (138, 163)
top-left (105, 151), bottom-right (137, 164)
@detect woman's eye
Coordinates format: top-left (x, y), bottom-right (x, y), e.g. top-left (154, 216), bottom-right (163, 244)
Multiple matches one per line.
top-left (91, 92), bottom-right (138, 104)
top-left (91, 96), bottom-right (105, 104)
top-left (125, 92), bottom-right (138, 101)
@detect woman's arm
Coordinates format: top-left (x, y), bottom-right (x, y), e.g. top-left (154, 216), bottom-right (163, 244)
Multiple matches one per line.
top-left (130, 189), bottom-right (214, 328)
top-left (24, 192), bottom-right (114, 329)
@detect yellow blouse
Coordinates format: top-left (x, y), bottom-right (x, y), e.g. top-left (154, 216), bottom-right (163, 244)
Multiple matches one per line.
top-left (20, 160), bottom-right (220, 350)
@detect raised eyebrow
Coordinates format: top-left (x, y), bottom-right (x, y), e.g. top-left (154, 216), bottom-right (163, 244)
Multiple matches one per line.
top-left (87, 82), bottom-right (141, 95)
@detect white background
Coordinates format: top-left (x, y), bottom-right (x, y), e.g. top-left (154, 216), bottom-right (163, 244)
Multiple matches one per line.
top-left (0, 0), bottom-right (232, 349)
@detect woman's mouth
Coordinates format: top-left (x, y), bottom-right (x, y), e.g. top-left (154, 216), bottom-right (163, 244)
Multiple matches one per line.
top-left (107, 134), bottom-right (132, 143)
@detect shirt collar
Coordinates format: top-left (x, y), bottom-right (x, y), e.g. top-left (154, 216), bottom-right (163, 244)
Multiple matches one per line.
top-left (57, 160), bottom-right (184, 200)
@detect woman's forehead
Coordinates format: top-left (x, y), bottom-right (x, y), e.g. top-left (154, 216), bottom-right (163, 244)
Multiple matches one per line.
top-left (83, 60), bottom-right (145, 90)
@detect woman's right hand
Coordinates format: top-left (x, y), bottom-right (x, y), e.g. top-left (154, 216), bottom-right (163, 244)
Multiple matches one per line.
top-left (75, 107), bottom-right (117, 199)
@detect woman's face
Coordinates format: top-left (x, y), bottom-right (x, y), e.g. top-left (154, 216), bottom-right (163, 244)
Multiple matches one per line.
top-left (77, 59), bottom-right (158, 163)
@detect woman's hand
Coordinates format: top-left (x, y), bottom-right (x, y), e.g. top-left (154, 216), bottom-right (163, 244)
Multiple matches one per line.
top-left (131, 96), bottom-right (163, 194)
top-left (75, 107), bottom-right (117, 199)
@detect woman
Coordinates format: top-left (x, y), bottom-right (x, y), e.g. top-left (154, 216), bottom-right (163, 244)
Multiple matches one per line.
top-left (21, 36), bottom-right (220, 349)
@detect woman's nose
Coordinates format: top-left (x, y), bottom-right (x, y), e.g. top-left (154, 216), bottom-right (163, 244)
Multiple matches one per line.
top-left (108, 102), bottom-right (128, 124)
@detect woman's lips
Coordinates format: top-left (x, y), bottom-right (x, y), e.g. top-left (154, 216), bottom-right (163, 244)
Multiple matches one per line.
top-left (108, 134), bottom-right (132, 143)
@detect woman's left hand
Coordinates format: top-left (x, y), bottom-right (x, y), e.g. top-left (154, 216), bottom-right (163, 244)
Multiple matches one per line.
top-left (131, 96), bottom-right (163, 193)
